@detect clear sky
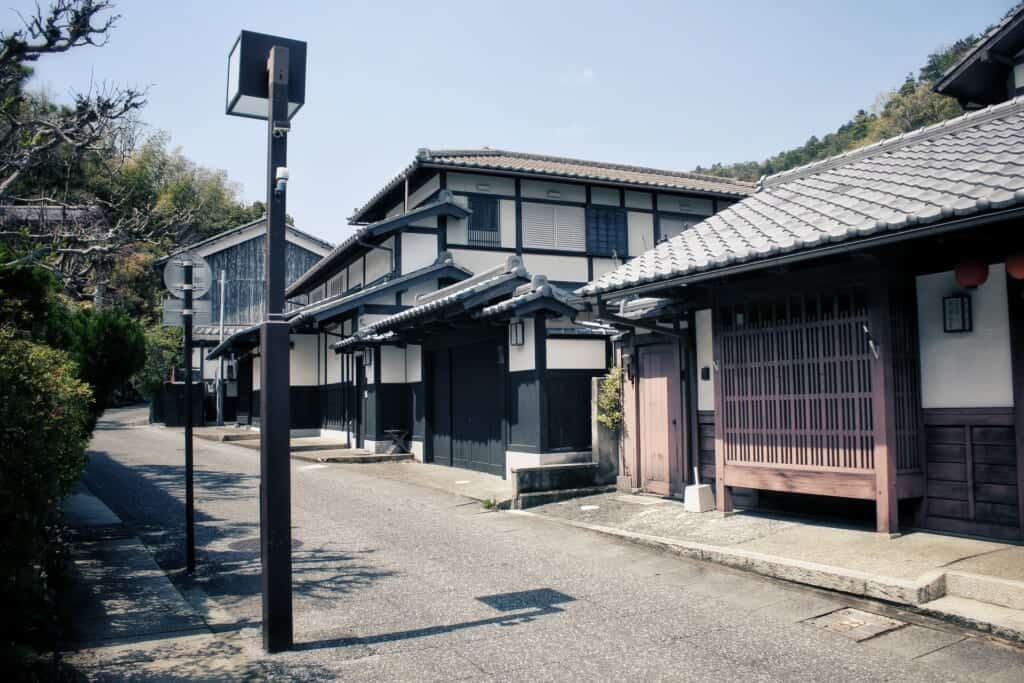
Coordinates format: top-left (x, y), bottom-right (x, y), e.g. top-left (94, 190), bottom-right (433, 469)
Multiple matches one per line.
top-left (12, 0), bottom-right (1016, 244)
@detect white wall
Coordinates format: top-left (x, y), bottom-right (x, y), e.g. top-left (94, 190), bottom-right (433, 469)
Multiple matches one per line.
top-left (521, 179), bottom-right (585, 203)
top-left (326, 343), bottom-right (341, 383)
top-left (401, 232), bottom-right (438, 274)
top-left (916, 264), bottom-right (1013, 408)
top-left (290, 334), bottom-right (319, 386)
top-left (380, 346), bottom-right (407, 384)
top-left (547, 338), bottom-right (606, 370)
top-left (521, 253), bottom-right (588, 283)
top-left (447, 172), bottom-right (515, 196)
top-left (408, 173), bottom-right (440, 209)
top-left (406, 344), bottom-right (422, 383)
top-left (696, 308), bottom-right (714, 411)
top-left (253, 355), bottom-right (261, 391)
top-left (628, 211), bottom-right (654, 257)
top-left (624, 191), bottom-right (653, 210)
top-left (590, 186), bottom-right (620, 206)
top-left (509, 318), bottom-right (535, 372)
top-left (403, 280), bottom-right (437, 305)
top-left (446, 195), bottom-right (470, 245)
top-left (591, 257), bottom-right (622, 280)
top-left (500, 199), bottom-right (516, 248)
top-left (347, 257), bottom-right (364, 289)
top-left (657, 194), bottom-right (714, 216)
top-left (364, 237), bottom-right (393, 283)
top-left (449, 248), bottom-right (508, 275)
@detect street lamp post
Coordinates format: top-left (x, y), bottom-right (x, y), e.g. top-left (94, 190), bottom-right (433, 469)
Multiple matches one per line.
top-left (226, 30), bottom-right (306, 654)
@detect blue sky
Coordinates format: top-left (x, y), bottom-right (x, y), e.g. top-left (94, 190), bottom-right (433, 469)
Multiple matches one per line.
top-left (14, 0), bottom-right (1015, 243)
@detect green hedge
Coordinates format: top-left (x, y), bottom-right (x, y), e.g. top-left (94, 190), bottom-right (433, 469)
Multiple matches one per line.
top-left (0, 329), bottom-right (92, 672)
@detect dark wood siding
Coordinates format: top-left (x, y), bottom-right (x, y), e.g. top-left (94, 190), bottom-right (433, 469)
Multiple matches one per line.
top-left (921, 408), bottom-right (1020, 540)
top-left (698, 411), bottom-right (716, 483)
top-left (205, 236), bottom-right (323, 326)
top-left (545, 370), bottom-right (603, 452)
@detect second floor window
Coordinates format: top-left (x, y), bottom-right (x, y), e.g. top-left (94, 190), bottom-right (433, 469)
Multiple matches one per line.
top-left (468, 196), bottom-right (500, 247)
top-left (586, 205), bottom-right (627, 257)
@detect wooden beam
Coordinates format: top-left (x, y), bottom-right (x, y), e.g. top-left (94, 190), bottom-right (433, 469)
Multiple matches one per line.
top-left (710, 296), bottom-right (732, 513)
top-left (724, 466), bottom-right (876, 500)
top-left (1006, 272), bottom-right (1024, 537)
top-left (869, 275), bottom-right (899, 534)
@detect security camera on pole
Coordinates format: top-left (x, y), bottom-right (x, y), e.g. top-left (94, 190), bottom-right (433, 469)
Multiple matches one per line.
top-left (226, 30), bottom-right (307, 653)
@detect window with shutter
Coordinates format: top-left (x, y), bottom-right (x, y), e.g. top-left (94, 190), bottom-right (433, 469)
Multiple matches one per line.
top-left (522, 202), bottom-right (585, 252)
top-left (659, 214), bottom-right (704, 241)
top-left (586, 206), bottom-right (627, 257)
top-left (468, 196), bottom-right (500, 247)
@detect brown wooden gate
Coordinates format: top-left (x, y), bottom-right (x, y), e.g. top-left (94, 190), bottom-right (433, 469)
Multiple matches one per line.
top-left (638, 344), bottom-right (684, 496)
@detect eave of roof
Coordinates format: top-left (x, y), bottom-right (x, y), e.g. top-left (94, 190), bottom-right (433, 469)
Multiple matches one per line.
top-left (581, 95), bottom-right (1024, 298)
top-left (350, 148), bottom-right (755, 223)
top-left (477, 275), bottom-right (583, 320)
top-left (156, 218), bottom-right (333, 265)
top-left (935, 5), bottom-right (1024, 102)
top-left (286, 193), bottom-right (471, 298)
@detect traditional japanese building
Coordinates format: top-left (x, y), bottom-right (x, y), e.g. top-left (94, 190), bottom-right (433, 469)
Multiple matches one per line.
top-left (208, 149), bottom-right (752, 477)
top-left (582, 11), bottom-right (1024, 540)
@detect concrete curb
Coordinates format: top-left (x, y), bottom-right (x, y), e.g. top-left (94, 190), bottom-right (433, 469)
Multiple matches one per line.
top-left (511, 511), bottom-right (945, 606)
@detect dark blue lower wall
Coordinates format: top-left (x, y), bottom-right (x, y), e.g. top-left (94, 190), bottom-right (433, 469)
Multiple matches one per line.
top-left (545, 370), bottom-right (602, 451)
top-left (508, 370), bottom-right (541, 452)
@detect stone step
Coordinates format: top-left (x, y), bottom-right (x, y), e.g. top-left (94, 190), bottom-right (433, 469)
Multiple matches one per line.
top-left (514, 485), bottom-right (618, 510)
top-left (293, 450), bottom-right (411, 464)
top-left (919, 595), bottom-right (1024, 644)
top-left (946, 571), bottom-right (1024, 611)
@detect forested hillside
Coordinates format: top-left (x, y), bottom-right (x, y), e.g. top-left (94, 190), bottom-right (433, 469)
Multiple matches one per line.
top-left (693, 32), bottom-right (989, 181)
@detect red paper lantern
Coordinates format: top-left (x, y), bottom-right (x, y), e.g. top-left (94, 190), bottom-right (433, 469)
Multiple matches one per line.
top-left (1007, 252), bottom-right (1024, 280)
top-left (954, 259), bottom-right (989, 289)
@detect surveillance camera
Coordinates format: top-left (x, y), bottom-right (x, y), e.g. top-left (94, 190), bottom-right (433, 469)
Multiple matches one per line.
top-left (272, 120), bottom-right (291, 138)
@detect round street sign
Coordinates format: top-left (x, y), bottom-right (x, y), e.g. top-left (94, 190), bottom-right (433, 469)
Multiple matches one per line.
top-left (163, 252), bottom-right (213, 299)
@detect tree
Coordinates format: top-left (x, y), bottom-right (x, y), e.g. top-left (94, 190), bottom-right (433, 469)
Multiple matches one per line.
top-left (66, 307), bottom-right (145, 423)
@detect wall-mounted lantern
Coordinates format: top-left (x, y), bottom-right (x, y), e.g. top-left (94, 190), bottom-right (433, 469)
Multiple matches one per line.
top-left (509, 319), bottom-right (525, 346)
top-left (943, 294), bottom-right (972, 333)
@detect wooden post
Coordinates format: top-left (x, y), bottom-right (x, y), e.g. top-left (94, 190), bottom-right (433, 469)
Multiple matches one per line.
top-left (1006, 272), bottom-right (1024, 537)
top-left (869, 275), bottom-right (899, 534)
top-left (710, 301), bottom-right (732, 513)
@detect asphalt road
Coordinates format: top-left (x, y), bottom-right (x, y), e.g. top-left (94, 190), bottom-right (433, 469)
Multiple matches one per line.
top-left (82, 408), bottom-right (1024, 681)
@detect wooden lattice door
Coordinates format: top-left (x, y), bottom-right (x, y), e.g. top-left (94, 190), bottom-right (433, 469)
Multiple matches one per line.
top-left (715, 288), bottom-right (877, 478)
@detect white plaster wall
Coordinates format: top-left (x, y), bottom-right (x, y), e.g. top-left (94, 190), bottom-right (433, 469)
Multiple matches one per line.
top-left (521, 253), bottom-right (588, 283)
top-left (657, 194), bottom-right (714, 216)
top-left (449, 248), bottom-right (508, 275)
top-left (624, 190), bottom-right (653, 210)
top-left (358, 313), bottom-right (393, 328)
top-left (403, 280), bottom-right (437, 305)
top-left (326, 340), bottom-right (341, 383)
top-left (253, 355), bottom-right (261, 391)
top-left (547, 338), bottom-right (606, 370)
top-left (446, 195), bottom-right (470, 245)
top-left (509, 318), bottom-right (536, 372)
top-left (591, 257), bottom-right (622, 280)
top-left (696, 308), bottom-right (714, 411)
top-left (628, 211), bottom-right (654, 257)
top-left (406, 344), bottom-right (422, 383)
top-left (590, 186), bottom-right (620, 206)
top-left (364, 237), bottom-right (393, 283)
top-left (401, 232), bottom-right (437, 274)
top-left (500, 199), bottom-right (516, 248)
top-left (521, 179), bottom-right (586, 203)
top-left (380, 346), bottom-right (407, 384)
top-left (289, 334), bottom-right (319, 386)
top-left (916, 264), bottom-right (1013, 408)
top-left (410, 439), bottom-right (425, 462)
top-left (408, 173), bottom-right (440, 209)
top-left (365, 351), bottom-right (375, 384)
top-left (348, 257), bottom-right (364, 289)
top-left (447, 172), bottom-right (515, 196)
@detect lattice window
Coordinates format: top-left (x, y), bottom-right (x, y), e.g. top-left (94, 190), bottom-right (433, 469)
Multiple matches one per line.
top-left (716, 289), bottom-right (876, 472)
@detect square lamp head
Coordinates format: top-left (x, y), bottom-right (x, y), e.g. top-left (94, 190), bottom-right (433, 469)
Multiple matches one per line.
top-left (226, 30), bottom-right (307, 119)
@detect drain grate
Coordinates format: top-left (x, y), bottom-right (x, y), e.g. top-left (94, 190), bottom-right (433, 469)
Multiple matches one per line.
top-left (807, 608), bottom-right (905, 642)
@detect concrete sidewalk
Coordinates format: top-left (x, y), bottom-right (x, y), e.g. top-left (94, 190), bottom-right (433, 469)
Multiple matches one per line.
top-left (60, 485), bottom-right (262, 681)
top-left (522, 492), bottom-right (1024, 643)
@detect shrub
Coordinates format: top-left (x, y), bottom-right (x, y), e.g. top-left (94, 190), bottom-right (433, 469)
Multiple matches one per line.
top-left (596, 366), bottom-right (623, 432)
top-left (67, 308), bottom-right (146, 422)
top-left (0, 329), bottom-right (92, 671)
top-left (133, 324), bottom-right (181, 400)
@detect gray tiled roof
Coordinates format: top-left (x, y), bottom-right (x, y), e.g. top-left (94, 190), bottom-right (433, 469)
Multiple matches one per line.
top-left (478, 275), bottom-right (583, 318)
top-left (351, 148), bottom-right (755, 222)
top-left (581, 96), bottom-right (1024, 297)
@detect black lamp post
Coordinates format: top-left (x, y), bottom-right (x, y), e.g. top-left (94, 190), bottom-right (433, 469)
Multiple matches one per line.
top-left (226, 30), bottom-right (306, 654)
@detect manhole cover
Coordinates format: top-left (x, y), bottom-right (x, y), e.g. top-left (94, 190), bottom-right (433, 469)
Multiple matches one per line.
top-left (807, 608), bottom-right (904, 642)
top-left (227, 537), bottom-right (303, 553)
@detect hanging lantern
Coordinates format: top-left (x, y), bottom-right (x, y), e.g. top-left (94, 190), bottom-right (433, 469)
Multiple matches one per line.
top-left (1007, 252), bottom-right (1024, 280)
top-left (954, 259), bottom-right (989, 289)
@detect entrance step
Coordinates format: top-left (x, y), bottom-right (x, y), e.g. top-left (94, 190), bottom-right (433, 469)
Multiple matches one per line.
top-left (293, 450), bottom-right (411, 464)
top-left (232, 437), bottom-right (349, 452)
top-left (516, 485), bottom-right (617, 510)
top-left (193, 429), bottom-right (258, 443)
top-left (945, 571), bottom-right (1024, 611)
top-left (919, 595), bottom-right (1024, 643)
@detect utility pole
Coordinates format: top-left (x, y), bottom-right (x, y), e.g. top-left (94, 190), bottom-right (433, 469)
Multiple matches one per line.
top-left (260, 44), bottom-right (293, 653)
top-left (183, 260), bottom-right (196, 575)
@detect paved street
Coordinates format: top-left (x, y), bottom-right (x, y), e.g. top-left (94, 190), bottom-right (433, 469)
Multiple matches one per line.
top-left (77, 409), bottom-right (1024, 681)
